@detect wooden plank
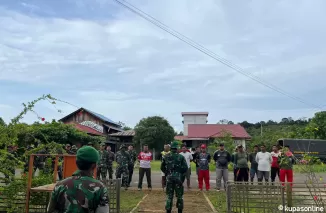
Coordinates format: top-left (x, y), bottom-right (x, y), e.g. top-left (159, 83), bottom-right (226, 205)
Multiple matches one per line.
top-left (31, 183), bottom-right (55, 192)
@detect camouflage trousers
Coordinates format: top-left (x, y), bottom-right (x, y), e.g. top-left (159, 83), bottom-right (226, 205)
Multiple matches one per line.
top-left (97, 166), bottom-right (107, 180)
top-left (116, 166), bottom-right (129, 187)
top-left (107, 165), bottom-right (113, 179)
top-left (165, 179), bottom-right (184, 211)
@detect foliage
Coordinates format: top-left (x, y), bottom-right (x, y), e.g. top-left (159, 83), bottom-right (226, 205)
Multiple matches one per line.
top-left (133, 116), bottom-right (175, 150)
top-left (209, 130), bottom-right (235, 153)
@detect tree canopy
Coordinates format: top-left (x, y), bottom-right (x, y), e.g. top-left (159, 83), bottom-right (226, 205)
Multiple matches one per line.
top-left (133, 116), bottom-right (175, 150)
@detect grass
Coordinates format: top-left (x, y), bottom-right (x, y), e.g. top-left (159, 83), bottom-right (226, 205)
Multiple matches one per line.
top-left (120, 190), bottom-right (145, 213)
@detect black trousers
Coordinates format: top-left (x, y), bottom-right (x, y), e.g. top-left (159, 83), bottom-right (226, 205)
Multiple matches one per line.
top-left (138, 168), bottom-right (152, 188)
top-left (236, 168), bottom-right (249, 182)
top-left (271, 167), bottom-right (280, 182)
top-left (233, 168), bottom-right (237, 182)
top-left (128, 165), bottom-right (134, 185)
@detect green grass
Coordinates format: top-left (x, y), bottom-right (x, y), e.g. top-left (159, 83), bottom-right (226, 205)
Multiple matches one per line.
top-left (120, 190), bottom-right (144, 213)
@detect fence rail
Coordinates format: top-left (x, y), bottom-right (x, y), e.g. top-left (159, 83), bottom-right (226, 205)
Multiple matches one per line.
top-left (0, 178), bottom-right (121, 213)
top-left (226, 181), bottom-right (326, 213)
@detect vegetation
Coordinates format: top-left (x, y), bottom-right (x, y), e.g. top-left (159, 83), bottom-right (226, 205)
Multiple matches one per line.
top-left (133, 116), bottom-right (175, 150)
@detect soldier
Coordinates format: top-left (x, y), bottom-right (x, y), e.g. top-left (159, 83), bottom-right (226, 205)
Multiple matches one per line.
top-left (97, 143), bottom-right (109, 183)
top-left (161, 141), bottom-right (188, 213)
top-left (47, 146), bottom-right (109, 212)
top-left (115, 144), bottom-right (131, 190)
top-left (128, 145), bottom-right (137, 187)
top-left (106, 145), bottom-right (115, 181)
top-left (65, 144), bottom-right (72, 154)
top-left (70, 145), bottom-right (78, 154)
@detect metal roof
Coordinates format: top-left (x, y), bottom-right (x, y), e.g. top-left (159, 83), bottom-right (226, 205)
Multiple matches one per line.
top-left (109, 130), bottom-right (135, 136)
top-left (84, 108), bottom-right (120, 126)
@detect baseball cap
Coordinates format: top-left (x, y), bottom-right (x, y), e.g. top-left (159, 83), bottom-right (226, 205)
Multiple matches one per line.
top-left (219, 143), bottom-right (224, 146)
top-left (200, 144), bottom-right (206, 149)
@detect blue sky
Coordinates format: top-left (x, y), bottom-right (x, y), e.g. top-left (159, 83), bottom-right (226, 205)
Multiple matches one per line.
top-left (1, 0), bottom-right (326, 131)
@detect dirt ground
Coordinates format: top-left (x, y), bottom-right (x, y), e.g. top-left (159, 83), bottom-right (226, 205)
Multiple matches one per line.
top-left (137, 190), bottom-right (214, 213)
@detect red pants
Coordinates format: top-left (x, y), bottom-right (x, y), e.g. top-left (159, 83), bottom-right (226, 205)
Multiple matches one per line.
top-left (198, 170), bottom-right (210, 190)
top-left (280, 169), bottom-right (293, 187)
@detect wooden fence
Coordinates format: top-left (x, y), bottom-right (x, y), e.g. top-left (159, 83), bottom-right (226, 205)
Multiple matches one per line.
top-left (226, 182), bottom-right (326, 213)
top-left (0, 178), bottom-right (121, 213)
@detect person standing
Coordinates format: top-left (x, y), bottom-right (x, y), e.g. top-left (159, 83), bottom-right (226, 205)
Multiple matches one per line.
top-left (137, 144), bottom-right (153, 191)
top-left (47, 146), bottom-right (109, 213)
top-left (97, 143), bottom-right (109, 183)
top-left (106, 145), bottom-right (115, 182)
top-left (278, 145), bottom-right (295, 187)
top-left (234, 145), bottom-right (249, 182)
top-left (197, 144), bottom-right (211, 191)
top-left (161, 141), bottom-right (188, 213)
top-left (179, 144), bottom-right (193, 189)
top-left (192, 146), bottom-right (201, 177)
top-left (70, 145), bottom-right (78, 154)
top-left (249, 145), bottom-right (259, 183)
top-left (271, 145), bottom-right (281, 183)
top-left (213, 143), bottom-right (231, 191)
top-left (231, 148), bottom-right (238, 181)
top-left (161, 144), bottom-right (171, 190)
top-left (115, 144), bottom-right (131, 190)
top-left (128, 145), bottom-right (137, 187)
top-left (255, 144), bottom-right (272, 183)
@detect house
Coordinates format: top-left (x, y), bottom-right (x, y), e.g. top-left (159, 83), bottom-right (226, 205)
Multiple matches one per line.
top-left (175, 112), bottom-right (251, 148)
top-left (59, 108), bottom-right (123, 149)
top-left (108, 130), bottom-right (135, 152)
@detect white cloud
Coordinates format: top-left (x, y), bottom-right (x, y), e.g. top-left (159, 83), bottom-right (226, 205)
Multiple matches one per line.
top-left (0, 0), bottom-right (325, 130)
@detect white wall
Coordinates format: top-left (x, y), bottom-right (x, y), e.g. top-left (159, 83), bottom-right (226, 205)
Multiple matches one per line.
top-left (183, 115), bottom-right (208, 136)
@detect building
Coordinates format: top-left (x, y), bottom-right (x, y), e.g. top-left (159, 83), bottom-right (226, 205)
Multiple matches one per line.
top-left (108, 130), bottom-right (135, 152)
top-left (175, 112), bottom-right (251, 148)
top-left (59, 108), bottom-right (123, 149)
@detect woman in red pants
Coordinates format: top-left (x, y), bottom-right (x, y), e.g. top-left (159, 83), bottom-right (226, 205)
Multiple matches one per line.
top-left (278, 145), bottom-right (295, 188)
top-left (197, 144), bottom-right (211, 191)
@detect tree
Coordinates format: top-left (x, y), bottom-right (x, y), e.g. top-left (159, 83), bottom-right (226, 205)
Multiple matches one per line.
top-left (308, 111), bottom-right (326, 139)
top-left (0, 117), bottom-right (6, 126)
top-left (133, 116), bottom-right (175, 150)
top-left (218, 119), bottom-right (230, 124)
top-left (209, 130), bottom-right (235, 153)
top-left (118, 121), bottom-right (132, 131)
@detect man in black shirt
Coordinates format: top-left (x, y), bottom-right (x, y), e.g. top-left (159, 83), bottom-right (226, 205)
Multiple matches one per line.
top-left (192, 146), bottom-right (200, 176)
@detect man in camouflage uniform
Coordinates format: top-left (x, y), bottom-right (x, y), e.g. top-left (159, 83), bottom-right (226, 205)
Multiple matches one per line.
top-left (47, 146), bottom-right (109, 213)
top-left (70, 145), bottom-right (78, 154)
top-left (106, 145), bottom-right (115, 181)
top-left (161, 141), bottom-right (188, 213)
top-left (128, 145), bottom-right (137, 187)
top-left (97, 143), bottom-right (109, 183)
top-left (115, 144), bottom-right (131, 190)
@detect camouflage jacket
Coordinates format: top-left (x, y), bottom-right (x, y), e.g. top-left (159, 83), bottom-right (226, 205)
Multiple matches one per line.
top-left (115, 151), bottom-right (131, 168)
top-left (107, 151), bottom-right (115, 166)
top-left (98, 150), bottom-right (109, 168)
top-left (128, 150), bottom-right (137, 165)
top-left (47, 170), bottom-right (109, 213)
top-left (161, 152), bottom-right (188, 181)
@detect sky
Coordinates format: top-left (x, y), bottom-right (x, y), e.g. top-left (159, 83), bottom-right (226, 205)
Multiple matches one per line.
top-left (1, 0), bottom-right (326, 132)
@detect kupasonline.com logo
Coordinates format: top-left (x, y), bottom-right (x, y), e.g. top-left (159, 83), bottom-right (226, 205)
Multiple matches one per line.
top-left (278, 205), bottom-right (324, 212)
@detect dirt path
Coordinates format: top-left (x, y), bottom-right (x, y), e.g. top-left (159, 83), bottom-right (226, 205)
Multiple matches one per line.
top-left (136, 190), bottom-right (215, 213)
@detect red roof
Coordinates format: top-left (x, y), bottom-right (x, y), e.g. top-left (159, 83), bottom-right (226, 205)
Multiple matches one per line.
top-left (67, 122), bottom-right (104, 136)
top-left (187, 124), bottom-right (251, 139)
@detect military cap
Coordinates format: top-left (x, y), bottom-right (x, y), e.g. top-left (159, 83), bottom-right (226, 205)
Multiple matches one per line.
top-left (71, 145), bottom-right (77, 150)
top-left (76, 146), bottom-right (99, 163)
top-left (119, 144), bottom-right (127, 149)
top-left (170, 141), bottom-right (179, 149)
top-left (66, 144), bottom-right (71, 147)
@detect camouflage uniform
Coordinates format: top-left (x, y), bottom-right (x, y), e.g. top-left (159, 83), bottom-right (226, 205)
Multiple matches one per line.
top-left (128, 149), bottom-right (137, 186)
top-left (115, 145), bottom-right (131, 189)
top-left (70, 145), bottom-right (78, 154)
top-left (97, 144), bottom-right (109, 181)
top-left (107, 150), bottom-right (115, 180)
top-left (161, 142), bottom-right (188, 213)
top-left (47, 146), bottom-right (109, 213)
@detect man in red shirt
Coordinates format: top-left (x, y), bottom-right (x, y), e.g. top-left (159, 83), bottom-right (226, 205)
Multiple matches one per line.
top-left (270, 145), bottom-right (280, 183)
top-left (137, 144), bottom-right (153, 191)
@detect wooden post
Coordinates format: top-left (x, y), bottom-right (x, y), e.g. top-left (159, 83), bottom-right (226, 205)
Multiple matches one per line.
top-left (25, 154), bottom-right (34, 213)
top-left (53, 156), bottom-right (59, 183)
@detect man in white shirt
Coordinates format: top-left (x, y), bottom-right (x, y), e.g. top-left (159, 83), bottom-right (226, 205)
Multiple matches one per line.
top-left (180, 144), bottom-right (193, 189)
top-left (255, 144), bottom-right (272, 183)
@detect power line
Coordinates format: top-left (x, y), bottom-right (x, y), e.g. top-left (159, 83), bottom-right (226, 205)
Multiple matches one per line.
top-left (113, 0), bottom-right (323, 111)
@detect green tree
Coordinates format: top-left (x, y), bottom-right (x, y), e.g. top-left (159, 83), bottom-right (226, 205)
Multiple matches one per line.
top-left (209, 130), bottom-right (235, 153)
top-left (133, 116), bottom-right (175, 150)
top-left (0, 117), bottom-right (6, 126)
top-left (308, 111), bottom-right (326, 139)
